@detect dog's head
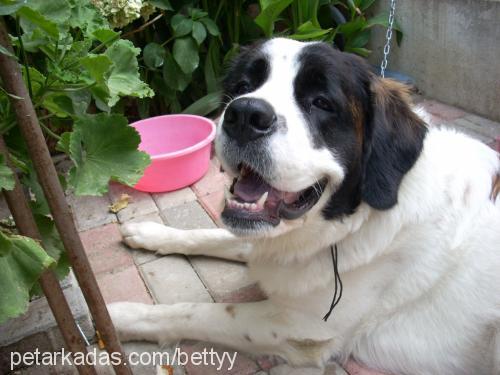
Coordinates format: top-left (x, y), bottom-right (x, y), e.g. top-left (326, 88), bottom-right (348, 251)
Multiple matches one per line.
top-left (216, 38), bottom-right (427, 236)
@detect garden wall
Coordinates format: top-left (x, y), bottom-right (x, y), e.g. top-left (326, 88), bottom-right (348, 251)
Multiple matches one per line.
top-left (368, 0), bottom-right (500, 121)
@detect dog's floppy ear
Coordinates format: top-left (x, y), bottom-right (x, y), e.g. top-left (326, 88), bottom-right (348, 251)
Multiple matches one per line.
top-left (361, 78), bottom-right (427, 210)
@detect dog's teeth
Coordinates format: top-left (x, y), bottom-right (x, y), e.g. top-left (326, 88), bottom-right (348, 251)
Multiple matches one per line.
top-left (250, 203), bottom-right (257, 211)
top-left (224, 186), bottom-right (233, 201)
top-left (256, 192), bottom-right (268, 208)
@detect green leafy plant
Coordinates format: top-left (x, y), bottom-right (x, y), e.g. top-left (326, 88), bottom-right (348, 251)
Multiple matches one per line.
top-left (0, 0), bottom-right (153, 323)
top-left (113, 0), bottom-right (401, 119)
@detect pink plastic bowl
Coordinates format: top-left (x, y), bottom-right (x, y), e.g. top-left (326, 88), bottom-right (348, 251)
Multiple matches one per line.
top-left (131, 114), bottom-right (216, 193)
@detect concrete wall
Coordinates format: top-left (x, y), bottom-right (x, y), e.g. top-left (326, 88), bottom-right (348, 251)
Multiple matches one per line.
top-left (367, 0), bottom-right (500, 121)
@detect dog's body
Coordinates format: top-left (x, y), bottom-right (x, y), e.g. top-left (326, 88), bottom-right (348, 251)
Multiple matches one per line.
top-left (110, 39), bottom-right (500, 374)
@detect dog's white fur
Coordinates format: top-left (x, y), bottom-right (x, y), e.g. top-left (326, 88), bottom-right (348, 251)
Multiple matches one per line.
top-left (109, 39), bottom-right (500, 375)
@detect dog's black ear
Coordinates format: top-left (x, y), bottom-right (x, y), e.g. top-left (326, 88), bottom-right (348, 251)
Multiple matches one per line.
top-left (361, 78), bottom-right (427, 210)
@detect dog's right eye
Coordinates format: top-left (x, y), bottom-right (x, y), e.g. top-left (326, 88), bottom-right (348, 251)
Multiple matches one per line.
top-left (235, 81), bottom-right (251, 95)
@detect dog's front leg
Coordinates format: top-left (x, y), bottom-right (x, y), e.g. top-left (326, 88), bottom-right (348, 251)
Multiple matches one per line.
top-left (108, 301), bottom-right (335, 367)
top-left (121, 221), bottom-right (252, 261)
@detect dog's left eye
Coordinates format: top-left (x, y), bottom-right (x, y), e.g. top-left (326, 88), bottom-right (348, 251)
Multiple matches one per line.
top-left (235, 81), bottom-right (251, 95)
top-left (312, 97), bottom-right (333, 112)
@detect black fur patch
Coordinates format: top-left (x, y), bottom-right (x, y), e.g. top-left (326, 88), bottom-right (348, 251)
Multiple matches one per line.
top-left (294, 43), bottom-right (427, 219)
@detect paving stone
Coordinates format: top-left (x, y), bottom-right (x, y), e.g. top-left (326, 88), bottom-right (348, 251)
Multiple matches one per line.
top-left (270, 364), bottom-right (323, 375)
top-left (189, 256), bottom-right (253, 301)
top-left (0, 332), bottom-right (53, 373)
top-left (218, 283), bottom-right (267, 304)
top-left (419, 99), bottom-right (466, 122)
top-left (462, 114), bottom-right (500, 139)
top-left (163, 201), bottom-right (216, 230)
top-left (192, 158), bottom-right (232, 198)
top-left (79, 223), bottom-right (134, 275)
top-left (108, 183), bottom-right (158, 222)
top-left (67, 193), bottom-right (117, 231)
top-left (153, 187), bottom-right (197, 210)
top-left (123, 342), bottom-right (185, 375)
top-left (180, 341), bottom-right (258, 375)
top-left (140, 256), bottom-right (212, 304)
top-left (96, 265), bottom-right (153, 305)
top-left (197, 189), bottom-right (225, 223)
top-left (126, 212), bottom-right (166, 265)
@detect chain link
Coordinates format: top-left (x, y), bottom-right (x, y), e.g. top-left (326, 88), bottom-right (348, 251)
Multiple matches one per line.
top-left (380, 0), bottom-right (397, 78)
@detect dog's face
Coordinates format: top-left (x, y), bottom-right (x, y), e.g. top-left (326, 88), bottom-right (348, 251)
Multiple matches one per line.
top-left (216, 38), bottom-right (426, 236)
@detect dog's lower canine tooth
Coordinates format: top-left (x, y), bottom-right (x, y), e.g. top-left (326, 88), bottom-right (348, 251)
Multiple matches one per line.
top-left (224, 186), bottom-right (233, 201)
top-left (256, 192), bottom-right (269, 208)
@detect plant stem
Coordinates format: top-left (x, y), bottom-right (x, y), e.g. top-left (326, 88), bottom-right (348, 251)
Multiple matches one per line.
top-left (15, 16), bottom-right (33, 99)
top-left (39, 121), bottom-right (61, 141)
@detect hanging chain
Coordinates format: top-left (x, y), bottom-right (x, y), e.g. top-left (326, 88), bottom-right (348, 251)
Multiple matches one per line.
top-left (380, 0), bottom-right (397, 78)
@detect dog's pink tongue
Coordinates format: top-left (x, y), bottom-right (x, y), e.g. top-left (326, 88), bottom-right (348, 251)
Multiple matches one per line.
top-left (233, 173), bottom-right (271, 202)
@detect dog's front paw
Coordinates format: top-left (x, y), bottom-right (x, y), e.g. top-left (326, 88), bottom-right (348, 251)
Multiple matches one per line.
top-left (107, 302), bottom-right (158, 343)
top-left (121, 221), bottom-right (187, 254)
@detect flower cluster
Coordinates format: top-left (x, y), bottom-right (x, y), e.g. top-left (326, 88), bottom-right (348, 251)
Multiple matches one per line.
top-left (91, 0), bottom-right (155, 28)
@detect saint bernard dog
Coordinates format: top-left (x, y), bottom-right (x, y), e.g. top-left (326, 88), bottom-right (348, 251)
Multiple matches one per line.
top-left (109, 38), bottom-right (500, 375)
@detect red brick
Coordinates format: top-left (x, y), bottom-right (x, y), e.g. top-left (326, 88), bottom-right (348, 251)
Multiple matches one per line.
top-left (197, 189), bottom-right (225, 223)
top-left (79, 223), bottom-right (134, 275)
top-left (96, 265), bottom-right (153, 304)
top-left (192, 158), bottom-right (232, 198)
top-left (180, 341), bottom-right (258, 375)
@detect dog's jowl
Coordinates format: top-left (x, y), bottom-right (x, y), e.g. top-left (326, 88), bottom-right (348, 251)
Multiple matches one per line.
top-left (112, 38), bottom-right (500, 375)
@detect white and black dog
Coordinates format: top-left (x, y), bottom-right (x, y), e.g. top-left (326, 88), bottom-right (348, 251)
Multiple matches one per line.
top-left (109, 38), bottom-right (500, 374)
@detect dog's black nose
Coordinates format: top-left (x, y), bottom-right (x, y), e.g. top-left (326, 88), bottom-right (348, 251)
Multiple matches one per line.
top-left (223, 98), bottom-right (276, 145)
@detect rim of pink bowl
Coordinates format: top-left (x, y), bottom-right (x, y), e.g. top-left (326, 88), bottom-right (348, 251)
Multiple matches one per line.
top-left (131, 114), bottom-right (217, 160)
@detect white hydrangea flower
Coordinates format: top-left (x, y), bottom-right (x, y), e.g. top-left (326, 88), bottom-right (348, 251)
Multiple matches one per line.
top-left (91, 0), bottom-right (156, 28)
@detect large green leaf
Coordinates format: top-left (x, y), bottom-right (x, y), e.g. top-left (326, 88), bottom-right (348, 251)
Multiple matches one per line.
top-left (18, 6), bottom-right (59, 39)
top-left (200, 17), bottom-right (219, 36)
top-left (171, 14), bottom-right (193, 37)
top-left (143, 42), bottom-right (166, 69)
top-left (0, 230), bottom-right (55, 324)
top-left (26, 0), bottom-right (71, 24)
top-left (0, 0), bottom-right (26, 16)
top-left (192, 21), bottom-right (207, 45)
top-left (182, 91), bottom-right (221, 116)
top-left (104, 40), bottom-right (154, 107)
top-left (0, 154), bottom-right (15, 191)
top-left (255, 0), bottom-right (293, 37)
top-left (289, 21), bottom-right (331, 40)
top-left (173, 36), bottom-right (199, 74)
top-left (67, 113), bottom-right (150, 195)
top-left (69, 0), bottom-right (111, 37)
top-left (30, 215), bottom-right (70, 297)
top-left (163, 51), bottom-right (192, 92)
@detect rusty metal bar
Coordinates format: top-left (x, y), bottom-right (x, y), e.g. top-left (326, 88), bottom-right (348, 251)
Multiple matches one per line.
top-left (0, 20), bottom-right (132, 375)
top-left (0, 137), bottom-right (97, 375)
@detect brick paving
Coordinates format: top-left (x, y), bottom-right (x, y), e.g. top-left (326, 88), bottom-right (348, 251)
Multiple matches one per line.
top-left (7, 98), bottom-right (499, 374)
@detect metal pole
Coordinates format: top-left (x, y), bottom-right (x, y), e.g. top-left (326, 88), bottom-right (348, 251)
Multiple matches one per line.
top-left (0, 137), bottom-right (97, 375)
top-left (0, 20), bottom-right (132, 375)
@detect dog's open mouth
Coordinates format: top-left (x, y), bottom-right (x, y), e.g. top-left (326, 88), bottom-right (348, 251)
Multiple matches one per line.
top-left (222, 164), bottom-right (327, 226)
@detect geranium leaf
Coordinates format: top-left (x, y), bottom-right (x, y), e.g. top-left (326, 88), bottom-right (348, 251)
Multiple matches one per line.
top-left (0, 230), bottom-right (55, 324)
top-left (0, 155), bottom-right (15, 191)
top-left (67, 113), bottom-right (151, 196)
top-left (104, 40), bottom-right (154, 107)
